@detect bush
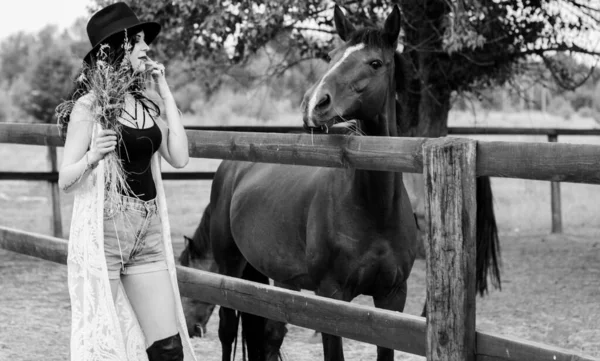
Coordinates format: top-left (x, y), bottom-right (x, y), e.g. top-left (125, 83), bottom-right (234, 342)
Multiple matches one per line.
top-left (566, 88), bottom-right (594, 111)
top-left (189, 85), bottom-right (298, 125)
top-left (0, 88), bottom-right (11, 123)
top-left (577, 106), bottom-right (600, 122)
top-left (173, 82), bottom-right (205, 114)
top-left (578, 106), bottom-right (594, 118)
top-left (548, 96), bottom-right (575, 120)
top-left (594, 82), bottom-right (600, 113)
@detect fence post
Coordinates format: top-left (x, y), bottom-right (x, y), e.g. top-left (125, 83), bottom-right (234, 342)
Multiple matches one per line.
top-left (548, 134), bottom-right (563, 233)
top-left (423, 138), bottom-right (477, 361)
top-left (48, 146), bottom-right (63, 238)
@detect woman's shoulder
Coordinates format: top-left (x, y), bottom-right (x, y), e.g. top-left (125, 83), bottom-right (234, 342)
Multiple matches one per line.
top-left (75, 92), bottom-right (96, 109)
top-left (71, 93), bottom-right (96, 122)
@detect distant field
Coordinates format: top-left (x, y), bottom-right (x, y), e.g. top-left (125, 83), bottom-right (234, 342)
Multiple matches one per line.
top-left (1, 112), bottom-right (599, 360)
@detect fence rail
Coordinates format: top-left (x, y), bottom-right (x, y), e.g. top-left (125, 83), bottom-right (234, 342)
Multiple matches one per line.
top-left (1, 123), bottom-right (600, 361)
top-left (1, 225), bottom-right (597, 361)
top-left (2, 123), bottom-right (600, 183)
top-left (3, 123), bottom-right (600, 234)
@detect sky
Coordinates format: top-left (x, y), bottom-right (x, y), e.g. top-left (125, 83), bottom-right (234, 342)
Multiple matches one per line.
top-left (0, 0), bottom-right (94, 41)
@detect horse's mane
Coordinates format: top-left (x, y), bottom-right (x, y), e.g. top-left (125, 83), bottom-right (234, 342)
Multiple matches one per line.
top-left (180, 206), bottom-right (213, 265)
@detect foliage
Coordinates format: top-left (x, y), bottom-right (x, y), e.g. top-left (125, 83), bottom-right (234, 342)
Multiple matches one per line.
top-left (0, 24), bottom-right (87, 124)
top-left (1, 1), bottom-right (599, 127)
top-left (18, 46), bottom-right (78, 124)
top-left (0, 32), bottom-right (36, 88)
top-left (0, 89), bottom-right (11, 123)
top-left (91, 0), bottom-right (599, 92)
top-left (87, 0), bottom-right (599, 135)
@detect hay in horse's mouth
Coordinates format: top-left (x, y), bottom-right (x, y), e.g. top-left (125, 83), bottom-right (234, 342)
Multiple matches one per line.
top-left (305, 118), bottom-right (359, 134)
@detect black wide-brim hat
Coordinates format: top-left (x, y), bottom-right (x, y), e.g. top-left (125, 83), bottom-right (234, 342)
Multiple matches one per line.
top-left (84, 2), bottom-right (161, 64)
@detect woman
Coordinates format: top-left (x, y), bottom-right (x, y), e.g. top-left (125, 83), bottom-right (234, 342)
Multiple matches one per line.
top-left (57, 3), bottom-right (197, 361)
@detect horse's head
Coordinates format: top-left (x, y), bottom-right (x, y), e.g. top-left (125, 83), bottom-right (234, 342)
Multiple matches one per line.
top-left (302, 5), bottom-right (402, 136)
top-left (179, 235), bottom-right (217, 338)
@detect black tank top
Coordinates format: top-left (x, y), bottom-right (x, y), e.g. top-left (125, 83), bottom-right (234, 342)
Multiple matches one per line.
top-left (117, 120), bottom-right (162, 201)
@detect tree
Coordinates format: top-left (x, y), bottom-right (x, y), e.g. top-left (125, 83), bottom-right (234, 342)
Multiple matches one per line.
top-left (19, 48), bottom-right (77, 124)
top-left (13, 25), bottom-right (79, 124)
top-left (0, 32), bottom-right (36, 88)
top-left (92, 0), bottom-right (600, 136)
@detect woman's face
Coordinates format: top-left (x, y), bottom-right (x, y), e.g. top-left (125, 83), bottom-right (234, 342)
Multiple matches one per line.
top-left (129, 30), bottom-right (150, 72)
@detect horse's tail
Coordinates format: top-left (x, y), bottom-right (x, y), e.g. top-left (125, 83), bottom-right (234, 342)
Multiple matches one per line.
top-left (476, 176), bottom-right (501, 296)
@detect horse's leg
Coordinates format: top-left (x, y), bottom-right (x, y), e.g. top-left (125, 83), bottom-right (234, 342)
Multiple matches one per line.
top-left (240, 264), bottom-right (288, 361)
top-left (218, 295), bottom-right (243, 361)
top-left (316, 284), bottom-right (347, 361)
top-left (240, 263), bottom-right (265, 361)
top-left (373, 281), bottom-right (408, 361)
top-left (216, 248), bottom-right (246, 361)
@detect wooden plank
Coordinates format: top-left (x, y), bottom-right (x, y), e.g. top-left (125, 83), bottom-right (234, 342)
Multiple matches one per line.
top-left (477, 141), bottom-right (600, 184)
top-left (0, 225), bottom-right (426, 355)
top-left (187, 126), bottom-right (600, 136)
top-left (186, 129), bottom-right (424, 173)
top-left (0, 172), bottom-right (216, 181)
top-left (0, 226), bottom-right (67, 265)
top-left (3, 124), bottom-right (600, 184)
top-left (449, 127), bottom-right (600, 136)
top-left (4, 122), bottom-right (600, 136)
top-left (0, 123), bottom-right (63, 146)
top-left (0, 123), bottom-right (426, 173)
top-left (48, 146), bottom-right (63, 238)
top-left (1, 225), bottom-right (598, 361)
top-left (424, 138), bottom-right (477, 361)
top-left (548, 134), bottom-right (563, 233)
top-left (177, 267), bottom-right (427, 356)
top-left (477, 331), bottom-right (600, 361)
top-left (550, 181), bottom-right (562, 232)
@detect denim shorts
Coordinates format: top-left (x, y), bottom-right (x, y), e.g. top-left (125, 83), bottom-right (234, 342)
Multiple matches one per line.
top-left (103, 194), bottom-right (168, 280)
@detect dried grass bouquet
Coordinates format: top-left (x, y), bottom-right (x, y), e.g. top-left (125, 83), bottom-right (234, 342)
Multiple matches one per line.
top-left (56, 31), bottom-right (147, 206)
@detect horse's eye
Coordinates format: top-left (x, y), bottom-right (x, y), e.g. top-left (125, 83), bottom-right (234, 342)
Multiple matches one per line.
top-left (324, 54), bottom-right (332, 63)
top-left (369, 60), bottom-right (383, 69)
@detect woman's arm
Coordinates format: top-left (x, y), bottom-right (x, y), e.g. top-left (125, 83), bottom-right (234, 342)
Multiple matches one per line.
top-left (58, 99), bottom-right (117, 192)
top-left (146, 61), bottom-right (189, 169)
top-left (58, 101), bottom-right (95, 192)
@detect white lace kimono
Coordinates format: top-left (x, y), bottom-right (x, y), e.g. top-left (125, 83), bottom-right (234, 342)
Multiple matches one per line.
top-left (67, 124), bottom-right (197, 361)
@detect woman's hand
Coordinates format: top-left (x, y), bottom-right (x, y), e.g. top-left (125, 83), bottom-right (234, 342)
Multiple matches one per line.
top-left (144, 57), bottom-right (171, 99)
top-left (145, 57), bottom-right (166, 79)
top-left (88, 129), bottom-right (117, 165)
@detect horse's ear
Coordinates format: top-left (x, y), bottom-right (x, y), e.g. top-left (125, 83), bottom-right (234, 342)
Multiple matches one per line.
top-left (383, 5), bottom-right (402, 47)
top-left (334, 5), bottom-right (355, 42)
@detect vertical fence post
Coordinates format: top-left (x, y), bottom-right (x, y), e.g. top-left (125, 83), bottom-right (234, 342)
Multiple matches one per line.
top-left (423, 138), bottom-right (477, 361)
top-left (48, 146), bottom-right (63, 238)
top-left (547, 134), bottom-right (563, 233)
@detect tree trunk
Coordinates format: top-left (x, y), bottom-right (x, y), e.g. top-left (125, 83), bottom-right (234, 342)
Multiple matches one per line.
top-left (397, 0), bottom-right (452, 258)
top-left (397, 0), bottom-right (451, 138)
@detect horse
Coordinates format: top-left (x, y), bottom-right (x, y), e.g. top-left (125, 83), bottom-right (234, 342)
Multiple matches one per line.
top-left (180, 5), bottom-right (501, 361)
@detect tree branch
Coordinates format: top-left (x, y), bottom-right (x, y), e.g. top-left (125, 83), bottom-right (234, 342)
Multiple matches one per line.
top-left (511, 44), bottom-right (600, 58)
top-left (567, 0), bottom-right (600, 13)
top-left (541, 54), bottom-right (596, 91)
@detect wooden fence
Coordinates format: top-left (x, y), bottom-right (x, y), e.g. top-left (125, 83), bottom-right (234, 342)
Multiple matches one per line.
top-left (1, 123), bottom-right (600, 361)
top-left (2, 124), bottom-right (598, 237)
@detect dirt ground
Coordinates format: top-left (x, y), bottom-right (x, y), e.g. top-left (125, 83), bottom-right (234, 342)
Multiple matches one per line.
top-left (1, 230), bottom-right (599, 361)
